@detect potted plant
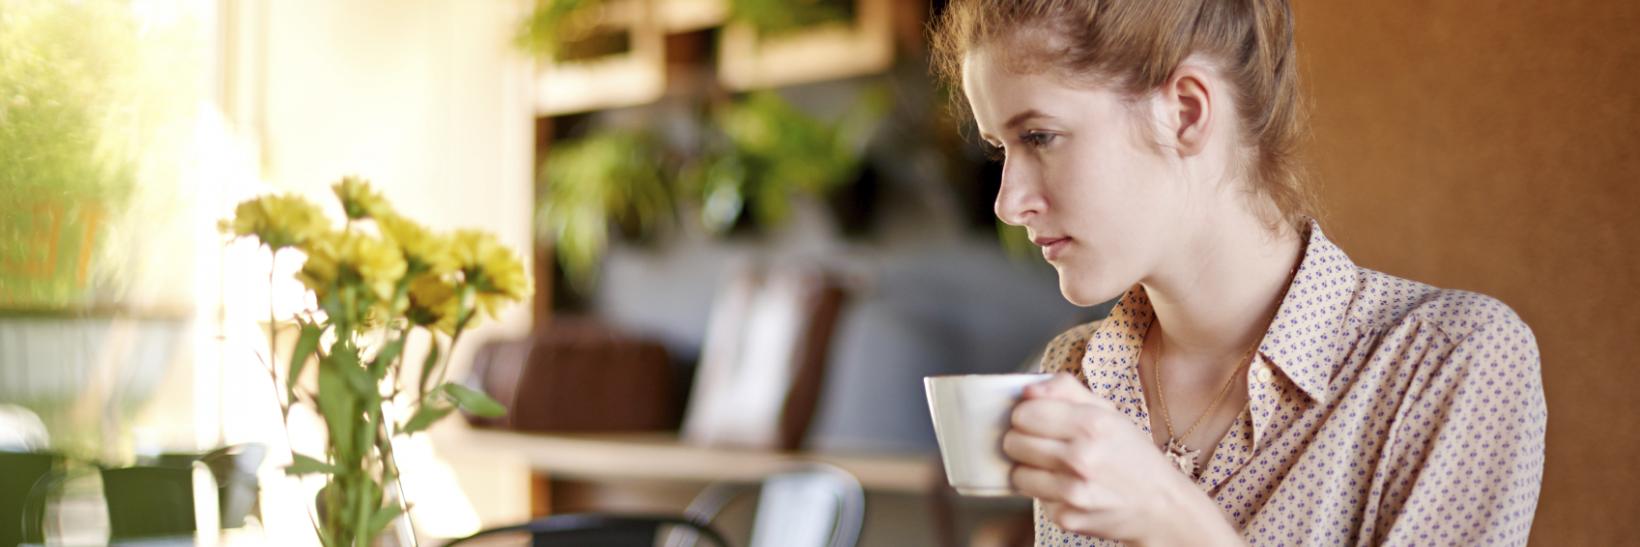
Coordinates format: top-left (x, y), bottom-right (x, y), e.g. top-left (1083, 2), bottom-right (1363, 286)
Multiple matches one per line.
top-left (220, 177), bottom-right (530, 546)
top-left (0, 0), bottom-right (200, 461)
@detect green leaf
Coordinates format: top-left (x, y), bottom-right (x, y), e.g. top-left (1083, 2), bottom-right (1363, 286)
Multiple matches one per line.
top-left (370, 335), bottom-right (406, 380)
top-left (366, 503), bottom-right (407, 537)
top-left (285, 453), bottom-right (342, 476)
top-left (402, 402), bottom-right (455, 434)
top-left (418, 336), bottom-right (442, 397)
top-left (329, 348), bottom-right (377, 399)
top-left (287, 322), bottom-right (322, 401)
top-left (316, 361), bottom-right (357, 460)
top-left (441, 382), bottom-right (506, 418)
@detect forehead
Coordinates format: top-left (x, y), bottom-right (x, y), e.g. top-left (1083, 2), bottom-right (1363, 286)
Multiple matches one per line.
top-left (960, 45), bottom-right (1128, 135)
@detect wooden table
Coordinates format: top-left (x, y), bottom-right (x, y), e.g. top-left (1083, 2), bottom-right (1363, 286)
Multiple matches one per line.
top-left (445, 428), bottom-right (939, 495)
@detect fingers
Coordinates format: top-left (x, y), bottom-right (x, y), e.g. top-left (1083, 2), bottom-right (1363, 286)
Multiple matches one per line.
top-left (1013, 465), bottom-right (1101, 511)
top-left (1011, 397), bottom-right (1099, 440)
top-left (1023, 373), bottom-right (1088, 399)
top-left (1012, 463), bottom-right (1075, 503)
top-left (1023, 373), bottom-right (1111, 410)
top-left (1002, 429), bottom-right (1071, 473)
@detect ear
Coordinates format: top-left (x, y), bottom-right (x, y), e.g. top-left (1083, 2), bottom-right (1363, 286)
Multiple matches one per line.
top-left (1165, 62), bottom-right (1215, 157)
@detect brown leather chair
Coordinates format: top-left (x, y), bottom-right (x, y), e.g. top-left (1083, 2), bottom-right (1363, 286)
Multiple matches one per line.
top-left (466, 318), bottom-right (680, 432)
top-left (465, 261), bottom-right (848, 446)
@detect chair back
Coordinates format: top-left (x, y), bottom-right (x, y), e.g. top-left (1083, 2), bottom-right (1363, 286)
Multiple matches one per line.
top-left (101, 466), bottom-right (198, 540)
top-left (674, 463), bottom-right (865, 547)
top-left (445, 513), bottom-right (730, 547)
top-left (154, 443), bottom-right (265, 528)
top-left (748, 464), bottom-right (864, 547)
top-left (0, 450), bottom-right (59, 547)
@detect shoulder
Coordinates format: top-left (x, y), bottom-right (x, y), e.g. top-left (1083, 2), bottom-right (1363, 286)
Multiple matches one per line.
top-left (1037, 320), bottom-right (1102, 374)
top-left (1351, 268), bottom-right (1537, 348)
top-left (1348, 270), bottom-right (1541, 404)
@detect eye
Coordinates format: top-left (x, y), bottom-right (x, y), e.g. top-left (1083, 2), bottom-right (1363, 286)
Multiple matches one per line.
top-left (1021, 131), bottom-right (1057, 149)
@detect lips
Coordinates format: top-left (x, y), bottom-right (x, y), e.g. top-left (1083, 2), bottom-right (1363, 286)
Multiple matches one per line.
top-left (1031, 235), bottom-right (1072, 261)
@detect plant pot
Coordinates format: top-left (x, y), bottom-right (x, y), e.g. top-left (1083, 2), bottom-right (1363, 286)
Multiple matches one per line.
top-left (0, 313), bottom-right (188, 457)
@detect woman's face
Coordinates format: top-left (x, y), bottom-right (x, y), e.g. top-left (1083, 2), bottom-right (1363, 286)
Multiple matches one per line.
top-left (963, 46), bottom-right (1191, 307)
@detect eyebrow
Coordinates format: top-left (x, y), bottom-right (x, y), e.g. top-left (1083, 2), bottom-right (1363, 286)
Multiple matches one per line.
top-left (981, 109), bottom-right (1051, 143)
top-left (1004, 109), bottom-right (1049, 130)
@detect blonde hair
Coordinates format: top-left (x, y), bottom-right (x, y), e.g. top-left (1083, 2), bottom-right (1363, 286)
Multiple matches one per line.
top-left (931, 0), bottom-right (1320, 231)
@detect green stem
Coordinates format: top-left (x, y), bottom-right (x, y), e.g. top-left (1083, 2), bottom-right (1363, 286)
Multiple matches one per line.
top-left (416, 328), bottom-right (437, 404)
top-left (268, 249), bottom-right (280, 401)
top-left (433, 327), bottom-right (466, 396)
top-left (375, 399), bottom-right (418, 547)
top-left (431, 285), bottom-right (477, 392)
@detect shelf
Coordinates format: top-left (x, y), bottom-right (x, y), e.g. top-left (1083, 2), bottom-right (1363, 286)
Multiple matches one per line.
top-left (444, 427), bottom-right (938, 495)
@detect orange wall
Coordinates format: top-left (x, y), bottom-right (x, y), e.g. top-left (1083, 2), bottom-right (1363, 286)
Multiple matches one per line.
top-left (1296, 2), bottom-right (1640, 543)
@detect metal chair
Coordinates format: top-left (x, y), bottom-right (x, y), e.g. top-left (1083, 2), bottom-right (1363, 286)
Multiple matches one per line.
top-left (100, 465), bottom-right (199, 540)
top-left (0, 450), bottom-right (60, 547)
top-left (667, 463), bottom-right (865, 547)
top-left (444, 513), bottom-right (731, 547)
top-left (153, 443), bottom-right (266, 529)
top-left (448, 463), bottom-right (864, 547)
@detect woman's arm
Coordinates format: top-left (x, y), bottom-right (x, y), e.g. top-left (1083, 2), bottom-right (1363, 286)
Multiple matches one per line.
top-left (1369, 315), bottom-right (1547, 545)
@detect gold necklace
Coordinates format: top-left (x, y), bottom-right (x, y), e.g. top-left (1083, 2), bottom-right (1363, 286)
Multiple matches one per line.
top-left (1150, 331), bottom-right (1255, 478)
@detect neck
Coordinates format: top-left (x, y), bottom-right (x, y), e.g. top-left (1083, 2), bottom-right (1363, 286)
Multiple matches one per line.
top-left (1140, 204), bottom-right (1305, 377)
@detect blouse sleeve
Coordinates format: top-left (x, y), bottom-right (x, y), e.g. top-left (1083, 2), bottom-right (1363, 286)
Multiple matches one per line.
top-left (1372, 312), bottom-right (1548, 546)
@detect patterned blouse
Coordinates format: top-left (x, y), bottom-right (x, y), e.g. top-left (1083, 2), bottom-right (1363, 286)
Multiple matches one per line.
top-left (1032, 221), bottom-right (1547, 546)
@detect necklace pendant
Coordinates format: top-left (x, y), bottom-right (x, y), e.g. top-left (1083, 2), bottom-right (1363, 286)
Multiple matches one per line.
top-left (1163, 438), bottom-right (1202, 478)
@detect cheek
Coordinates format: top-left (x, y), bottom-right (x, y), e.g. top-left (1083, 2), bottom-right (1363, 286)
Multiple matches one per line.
top-left (1045, 151), bottom-right (1140, 221)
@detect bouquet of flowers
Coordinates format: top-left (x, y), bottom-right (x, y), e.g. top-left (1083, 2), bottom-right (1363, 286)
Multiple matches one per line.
top-left (221, 177), bottom-right (530, 546)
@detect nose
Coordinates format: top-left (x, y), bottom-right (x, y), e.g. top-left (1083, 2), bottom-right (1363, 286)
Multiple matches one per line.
top-left (993, 158), bottom-right (1044, 227)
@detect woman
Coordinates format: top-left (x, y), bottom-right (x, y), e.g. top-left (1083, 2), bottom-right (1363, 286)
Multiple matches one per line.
top-left (930, 0), bottom-right (1546, 545)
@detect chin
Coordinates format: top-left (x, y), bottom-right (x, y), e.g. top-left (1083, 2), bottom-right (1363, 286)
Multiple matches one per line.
top-left (1054, 266), bottom-right (1126, 307)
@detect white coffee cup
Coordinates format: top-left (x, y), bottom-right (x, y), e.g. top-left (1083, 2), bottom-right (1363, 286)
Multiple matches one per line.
top-left (924, 373), bottom-right (1054, 496)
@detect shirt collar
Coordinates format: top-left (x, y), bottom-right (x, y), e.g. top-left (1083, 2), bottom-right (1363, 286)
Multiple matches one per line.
top-left (1254, 219), bottom-right (1360, 402)
top-left (1081, 219), bottom-right (1359, 402)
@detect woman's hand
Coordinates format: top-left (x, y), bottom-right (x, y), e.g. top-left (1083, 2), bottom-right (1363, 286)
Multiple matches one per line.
top-left (1004, 373), bottom-right (1244, 546)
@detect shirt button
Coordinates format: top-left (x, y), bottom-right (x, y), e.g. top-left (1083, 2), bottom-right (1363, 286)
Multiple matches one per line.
top-left (1255, 365), bottom-right (1275, 383)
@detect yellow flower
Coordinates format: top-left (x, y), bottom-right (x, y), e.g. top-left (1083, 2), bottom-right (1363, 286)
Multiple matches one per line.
top-left (218, 194), bottom-right (329, 250)
top-left (450, 230), bottom-right (532, 319)
top-left (406, 274), bottom-right (460, 334)
top-left (296, 230), bottom-right (408, 307)
top-left (332, 175), bottom-right (393, 220)
top-left (377, 213), bottom-right (458, 275)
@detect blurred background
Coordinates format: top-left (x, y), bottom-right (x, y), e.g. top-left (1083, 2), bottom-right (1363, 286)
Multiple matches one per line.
top-left (0, 0), bottom-right (1635, 545)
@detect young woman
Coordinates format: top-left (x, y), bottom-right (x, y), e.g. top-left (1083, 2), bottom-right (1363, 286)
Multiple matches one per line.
top-left (931, 1), bottom-right (1546, 545)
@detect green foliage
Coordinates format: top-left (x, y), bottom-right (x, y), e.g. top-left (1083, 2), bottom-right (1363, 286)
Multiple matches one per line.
top-left (729, 0), bottom-right (854, 37)
top-left (401, 402), bottom-right (455, 435)
top-left (515, 0), bottom-right (603, 60)
top-left (0, 0), bottom-right (201, 310)
top-left (538, 91), bottom-right (887, 287)
top-left (0, 1), bottom-right (138, 308)
top-left (694, 90), bottom-right (886, 233)
top-left (365, 504), bottom-right (407, 539)
top-left (536, 131), bottom-right (671, 287)
top-left (441, 383), bottom-right (506, 418)
top-left (289, 322), bottom-right (323, 403)
top-left (515, 0), bottom-right (857, 61)
top-left (287, 453), bottom-right (344, 476)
